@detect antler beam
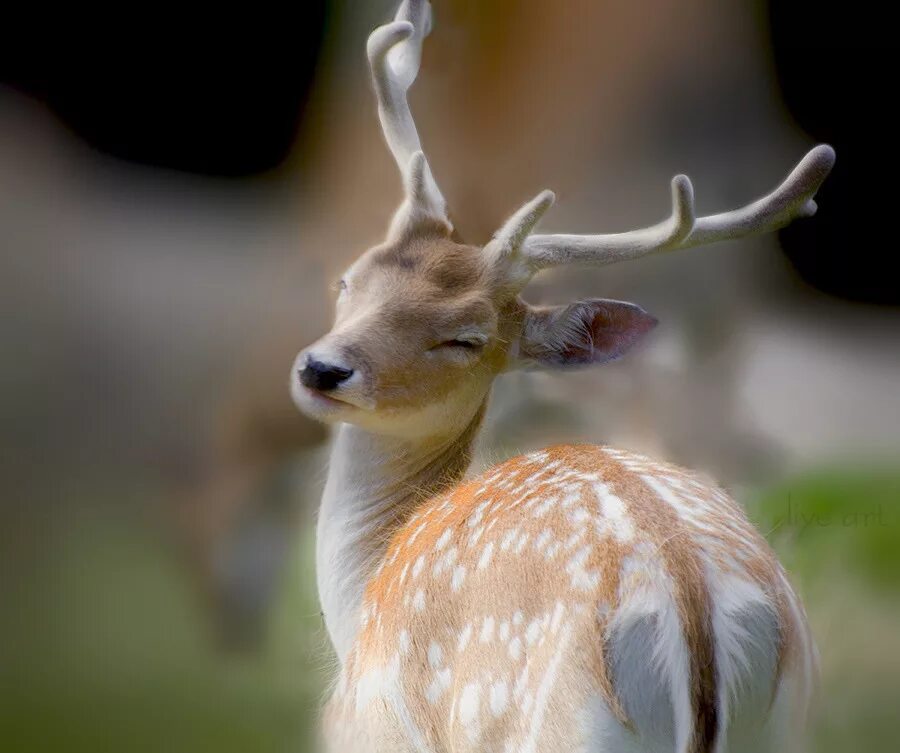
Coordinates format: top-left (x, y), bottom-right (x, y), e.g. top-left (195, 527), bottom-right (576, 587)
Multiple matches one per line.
top-left (521, 144), bottom-right (835, 270)
top-left (367, 0), bottom-right (448, 227)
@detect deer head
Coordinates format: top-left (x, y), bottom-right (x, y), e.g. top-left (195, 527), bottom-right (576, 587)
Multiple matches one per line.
top-left (291, 0), bottom-right (834, 440)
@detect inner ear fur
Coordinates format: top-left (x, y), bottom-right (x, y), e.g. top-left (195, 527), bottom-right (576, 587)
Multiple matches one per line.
top-left (515, 298), bottom-right (658, 369)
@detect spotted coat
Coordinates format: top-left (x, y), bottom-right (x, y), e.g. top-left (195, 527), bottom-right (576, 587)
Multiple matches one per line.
top-left (322, 445), bottom-right (813, 753)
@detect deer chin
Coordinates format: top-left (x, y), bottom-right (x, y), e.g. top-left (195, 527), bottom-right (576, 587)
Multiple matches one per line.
top-left (291, 382), bottom-right (371, 422)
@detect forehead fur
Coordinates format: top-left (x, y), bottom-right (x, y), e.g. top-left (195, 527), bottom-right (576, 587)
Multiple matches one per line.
top-left (361, 232), bottom-right (488, 295)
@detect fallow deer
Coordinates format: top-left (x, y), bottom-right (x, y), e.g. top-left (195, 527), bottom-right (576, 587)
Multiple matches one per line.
top-left (291, 2), bottom-right (834, 751)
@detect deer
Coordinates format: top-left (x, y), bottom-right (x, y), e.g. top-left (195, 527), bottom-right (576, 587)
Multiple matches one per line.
top-left (290, 2), bottom-right (835, 751)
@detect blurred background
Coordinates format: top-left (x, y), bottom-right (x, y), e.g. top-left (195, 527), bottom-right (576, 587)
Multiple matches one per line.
top-left (1, 1), bottom-right (896, 751)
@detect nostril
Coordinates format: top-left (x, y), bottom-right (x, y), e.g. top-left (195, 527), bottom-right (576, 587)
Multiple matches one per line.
top-left (300, 359), bottom-right (354, 392)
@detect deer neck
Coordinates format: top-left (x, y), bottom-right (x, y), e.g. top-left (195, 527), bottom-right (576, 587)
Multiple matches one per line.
top-left (316, 405), bottom-right (485, 661)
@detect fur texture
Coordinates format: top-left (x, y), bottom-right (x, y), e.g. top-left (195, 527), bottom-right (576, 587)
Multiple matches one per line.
top-left (321, 445), bottom-right (814, 753)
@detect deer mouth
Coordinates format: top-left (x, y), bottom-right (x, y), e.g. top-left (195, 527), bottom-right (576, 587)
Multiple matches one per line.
top-left (305, 386), bottom-right (347, 405)
top-left (294, 382), bottom-right (374, 417)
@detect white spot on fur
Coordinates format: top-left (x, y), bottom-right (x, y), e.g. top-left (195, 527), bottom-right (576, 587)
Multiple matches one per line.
top-left (568, 507), bottom-right (590, 525)
top-left (457, 682), bottom-right (481, 739)
top-left (500, 528), bottom-right (520, 551)
top-left (534, 529), bottom-right (552, 553)
top-left (566, 546), bottom-right (600, 590)
top-left (435, 528), bottom-right (452, 551)
top-left (452, 565), bottom-right (467, 592)
top-left (526, 619), bottom-right (542, 646)
top-left (514, 665), bottom-right (530, 700)
top-left (489, 679), bottom-right (509, 716)
top-left (407, 521), bottom-right (428, 547)
top-left (560, 490), bottom-right (581, 509)
top-left (467, 499), bottom-right (491, 528)
top-left (478, 541), bottom-right (495, 570)
top-left (457, 623), bottom-right (473, 652)
top-left (433, 547), bottom-right (458, 576)
top-left (594, 480), bottom-right (636, 542)
top-left (522, 690), bottom-right (534, 714)
top-left (550, 602), bottom-right (565, 634)
top-left (514, 532), bottom-right (530, 553)
top-left (532, 495), bottom-right (559, 517)
top-left (427, 668), bottom-right (452, 705)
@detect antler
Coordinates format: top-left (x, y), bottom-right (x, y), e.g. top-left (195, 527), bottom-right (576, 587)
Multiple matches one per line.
top-left (367, 0), bottom-right (450, 233)
top-left (519, 145), bottom-right (835, 271)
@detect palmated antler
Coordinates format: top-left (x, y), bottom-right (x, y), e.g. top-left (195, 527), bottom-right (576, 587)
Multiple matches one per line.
top-left (517, 145), bottom-right (835, 271)
top-left (367, 0), bottom-right (450, 236)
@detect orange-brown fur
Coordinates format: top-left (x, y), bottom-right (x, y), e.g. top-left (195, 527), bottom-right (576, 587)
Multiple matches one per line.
top-left (323, 445), bottom-right (803, 753)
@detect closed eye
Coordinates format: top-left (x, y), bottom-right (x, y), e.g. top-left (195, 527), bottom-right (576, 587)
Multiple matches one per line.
top-left (435, 333), bottom-right (488, 351)
top-left (446, 338), bottom-right (482, 350)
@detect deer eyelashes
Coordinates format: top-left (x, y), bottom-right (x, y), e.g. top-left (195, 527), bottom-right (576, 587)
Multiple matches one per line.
top-left (430, 332), bottom-right (489, 353)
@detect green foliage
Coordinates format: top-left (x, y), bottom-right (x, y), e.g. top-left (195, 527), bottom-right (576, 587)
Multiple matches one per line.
top-left (748, 468), bottom-right (900, 752)
top-left (748, 469), bottom-right (900, 589)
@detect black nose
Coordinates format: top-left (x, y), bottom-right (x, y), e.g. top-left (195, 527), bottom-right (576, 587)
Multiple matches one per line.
top-left (299, 359), bottom-right (354, 392)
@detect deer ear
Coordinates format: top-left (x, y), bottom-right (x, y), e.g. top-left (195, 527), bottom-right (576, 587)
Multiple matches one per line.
top-left (512, 299), bottom-right (657, 369)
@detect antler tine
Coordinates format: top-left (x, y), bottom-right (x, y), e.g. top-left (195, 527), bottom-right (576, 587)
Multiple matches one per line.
top-left (489, 190), bottom-right (557, 257)
top-left (521, 144), bottom-right (835, 271)
top-left (367, 0), bottom-right (448, 226)
top-left (684, 144), bottom-right (834, 246)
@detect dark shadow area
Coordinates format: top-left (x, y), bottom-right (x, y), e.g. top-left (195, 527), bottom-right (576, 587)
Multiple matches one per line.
top-left (2, 3), bottom-right (328, 176)
top-left (770, 1), bottom-right (895, 304)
